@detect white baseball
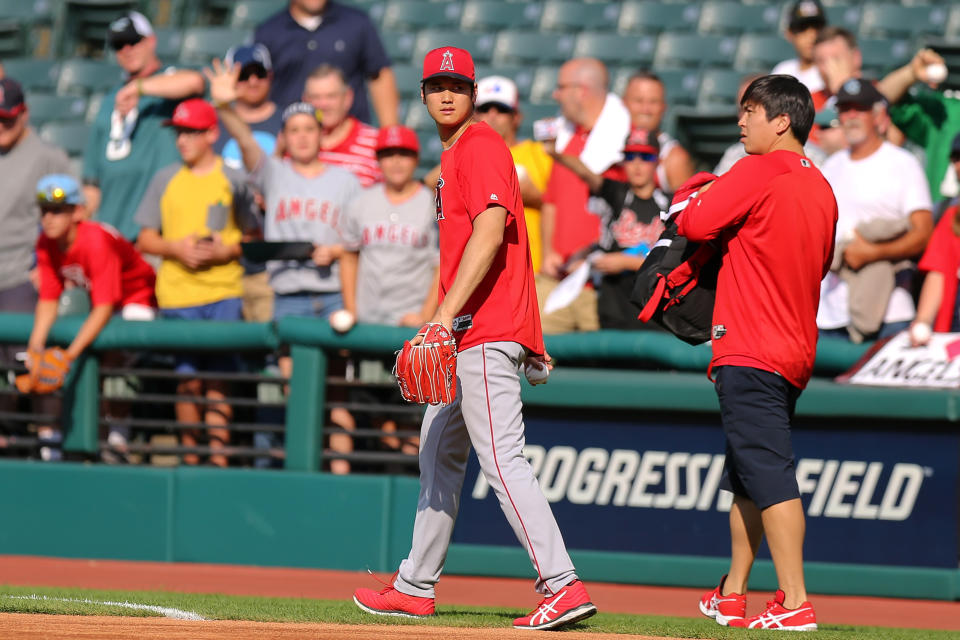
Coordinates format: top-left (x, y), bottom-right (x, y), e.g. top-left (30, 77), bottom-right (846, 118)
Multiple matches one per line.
top-left (329, 309), bottom-right (355, 333)
top-left (926, 63), bottom-right (948, 84)
top-left (523, 360), bottom-right (550, 385)
top-left (910, 322), bottom-right (932, 345)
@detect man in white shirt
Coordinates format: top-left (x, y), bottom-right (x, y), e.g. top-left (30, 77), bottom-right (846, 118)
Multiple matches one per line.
top-left (771, 0), bottom-right (827, 95)
top-left (818, 79), bottom-right (933, 341)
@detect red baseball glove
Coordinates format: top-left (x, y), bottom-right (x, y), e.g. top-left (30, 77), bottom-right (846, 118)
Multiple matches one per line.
top-left (394, 323), bottom-right (457, 405)
top-left (15, 347), bottom-right (73, 395)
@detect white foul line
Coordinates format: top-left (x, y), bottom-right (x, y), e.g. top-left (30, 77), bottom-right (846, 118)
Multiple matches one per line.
top-left (1, 594), bottom-right (208, 621)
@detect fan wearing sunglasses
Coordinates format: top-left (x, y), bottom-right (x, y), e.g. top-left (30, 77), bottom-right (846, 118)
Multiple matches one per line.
top-left (548, 126), bottom-right (670, 329)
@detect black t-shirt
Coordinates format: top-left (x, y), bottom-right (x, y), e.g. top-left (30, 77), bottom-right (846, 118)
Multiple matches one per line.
top-left (593, 178), bottom-right (668, 330)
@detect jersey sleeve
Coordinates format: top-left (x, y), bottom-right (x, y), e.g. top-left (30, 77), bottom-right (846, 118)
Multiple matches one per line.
top-left (457, 133), bottom-right (517, 221)
top-left (340, 193), bottom-right (363, 250)
top-left (889, 90), bottom-right (938, 149)
top-left (247, 154), bottom-right (275, 196)
top-left (133, 168), bottom-right (172, 231)
top-left (35, 238), bottom-right (64, 302)
top-left (85, 230), bottom-right (123, 307)
top-left (677, 156), bottom-right (763, 242)
top-left (918, 207), bottom-right (958, 275)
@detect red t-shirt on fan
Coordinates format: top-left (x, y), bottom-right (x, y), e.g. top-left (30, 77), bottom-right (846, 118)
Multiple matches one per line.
top-left (36, 220), bottom-right (156, 308)
top-left (677, 150), bottom-right (838, 389)
top-left (318, 117), bottom-right (383, 187)
top-left (436, 122), bottom-right (544, 355)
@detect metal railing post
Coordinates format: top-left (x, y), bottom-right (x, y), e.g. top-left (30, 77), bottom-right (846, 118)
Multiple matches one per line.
top-left (285, 344), bottom-right (328, 471)
top-left (61, 355), bottom-right (100, 454)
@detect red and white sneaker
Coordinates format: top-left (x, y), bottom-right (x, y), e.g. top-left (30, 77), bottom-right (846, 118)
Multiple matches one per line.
top-left (729, 589), bottom-right (817, 631)
top-left (699, 574), bottom-right (747, 625)
top-left (353, 584), bottom-right (435, 618)
top-left (513, 580), bottom-right (597, 631)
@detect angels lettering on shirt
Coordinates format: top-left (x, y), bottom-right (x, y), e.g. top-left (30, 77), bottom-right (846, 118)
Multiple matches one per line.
top-left (361, 222), bottom-right (432, 248)
top-left (272, 196), bottom-right (341, 228)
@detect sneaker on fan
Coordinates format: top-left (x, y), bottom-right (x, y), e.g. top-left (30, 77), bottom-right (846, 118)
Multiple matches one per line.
top-left (699, 574), bottom-right (746, 625)
top-left (728, 589), bottom-right (817, 631)
top-left (353, 584), bottom-right (435, 618)
top-left (513, 580), bottom-right (597, 631)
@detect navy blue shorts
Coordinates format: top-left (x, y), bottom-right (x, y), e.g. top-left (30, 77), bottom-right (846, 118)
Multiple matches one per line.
top-left (715, 365), bottom-right (802, 510)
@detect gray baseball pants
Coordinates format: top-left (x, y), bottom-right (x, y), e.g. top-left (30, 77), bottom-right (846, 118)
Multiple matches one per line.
top-left (394, 341), bottom-right (577, 598)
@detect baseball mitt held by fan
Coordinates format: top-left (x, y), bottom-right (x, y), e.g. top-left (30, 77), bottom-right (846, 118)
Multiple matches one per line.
top-left (394, 323), bottom-right (457, 405)
top-left (15, 347), bottom-right (73, 394)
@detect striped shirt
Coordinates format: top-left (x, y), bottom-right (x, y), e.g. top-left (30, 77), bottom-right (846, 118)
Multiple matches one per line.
top-left (318, 117), bottom-right (383, 187)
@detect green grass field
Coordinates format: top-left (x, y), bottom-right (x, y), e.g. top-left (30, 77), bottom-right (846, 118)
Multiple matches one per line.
top-left (0, 584), bottom-right (952, 639)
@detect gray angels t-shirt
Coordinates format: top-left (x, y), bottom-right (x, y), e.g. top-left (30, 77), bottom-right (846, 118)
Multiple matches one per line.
top-left (0, 131), bottom-right (71, 291)
top-left (250, 156), bottom-right (360, 294)
top-left (341, 185), bottom-right (439, 324)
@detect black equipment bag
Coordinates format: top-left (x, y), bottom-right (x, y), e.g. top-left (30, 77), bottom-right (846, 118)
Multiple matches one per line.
top-left (630, 217), bottom-right (720, 345)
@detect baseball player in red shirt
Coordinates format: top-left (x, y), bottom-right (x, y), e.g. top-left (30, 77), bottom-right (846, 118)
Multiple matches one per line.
top-left (678, 75), bottom-right (837, 631)
top-left (20, 174), bottom-right (156, 394)
top-left (353, 47), bottom-right (597, 631)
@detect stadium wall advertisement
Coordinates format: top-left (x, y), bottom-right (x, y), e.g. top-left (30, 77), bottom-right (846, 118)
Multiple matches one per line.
top-left (453, 417), bottom-right (959, 569)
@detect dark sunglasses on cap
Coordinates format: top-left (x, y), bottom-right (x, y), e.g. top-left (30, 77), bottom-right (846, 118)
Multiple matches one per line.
top-left (110, 34), bottom-right (144, 51)
top-left (623, 151), bottom-right (658, 162)
top-left (238, 64), bottom-right (269, 82)
top-left (476, 103), bottom-right (514, 114)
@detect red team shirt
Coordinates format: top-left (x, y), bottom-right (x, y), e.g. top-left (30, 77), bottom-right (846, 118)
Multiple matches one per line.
top-left (436, 122), bottom-right (544, 355)
top-left (678, 150), bottom-right (838, 389)
top-left (318, 117), bottom-right (383, 187)
top-left (36, 220), bottom-right (156, 308)
top-left (918, 206), bottom-right (960, 333)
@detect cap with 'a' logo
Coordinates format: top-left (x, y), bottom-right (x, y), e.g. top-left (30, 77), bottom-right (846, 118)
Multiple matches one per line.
top-left (422, 47), bottom-right (475, 84)
top-left (376, 125), bottom-right (420, 153)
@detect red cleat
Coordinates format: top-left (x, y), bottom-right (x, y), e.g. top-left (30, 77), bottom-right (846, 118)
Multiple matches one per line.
top-left (513, 580), bottom-right (597, 631)
top-left (699, 574), bottom-right (747, 626)
top-left (729, 589), bottom-right (817, 631)
top-left (353, 584), bottom-right (435, 618)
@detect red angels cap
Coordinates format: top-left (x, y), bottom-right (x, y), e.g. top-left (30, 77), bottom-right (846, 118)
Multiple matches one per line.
top-left (376, 125), bottom-right (420, 154)
top-left (163, 98), bottom-right (218, 130)
top-left (623, 126), bottom-right (661, 154)
top-left (422, 46), bottom-right (475, 84)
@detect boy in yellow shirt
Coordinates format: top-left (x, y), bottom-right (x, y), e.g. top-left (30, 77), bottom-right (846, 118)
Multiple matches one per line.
top-left (136, 98), bottom-right (256, 467)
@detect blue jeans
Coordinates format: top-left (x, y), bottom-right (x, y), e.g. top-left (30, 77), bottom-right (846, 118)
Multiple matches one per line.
top-left (273, 291), bottom-right (343, 320)
top-left (159, 298), bottom-right (243, 374)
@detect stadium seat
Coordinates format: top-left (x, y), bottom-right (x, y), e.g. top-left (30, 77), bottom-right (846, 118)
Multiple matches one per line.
top-left (654, 33), bottom-right (739, 69)
top-left (57, 0), bottom-right (140, 57)
top-left (539, 1), bottom-right (621, 33)
top-left (404, 97), bottom-right (435, 131)
top-left (391, 63), bottom-right (421, 100)
top-left (460, 1), bottom-right (543, 33)
top-left (381, 30), bottom-right (416, 64)
top-left (948, 6), bottom-right (960, 40)
top-left (180, 27), bottom-right (252, 65)
top-left (671, 106), bottom-right (740, 171)
top-left (823, 5), bottom-right (863, 33)
top-left (57, 59), bottom-right (125, 96)
top-left (734, 34), bottom-right (796, 73)
top-left (1, 58), bottom-right (61, 93)
top-left (697, 69), bottom-right (746, 108)
top-left (153, 27), bottom-right (184, 62)
top-left (697, 1), bottom-right (781, 35)
top-left (25, 93), bottom-right (89, 127)
top-left (39, 121), bottom-right (90, 157)
top-left (413, 30), bottom-right (496, 64)
top-left (617, 1), bottom-right (700, 36)
top-left (382, 0), bottom-right (462, 31)
top-left (858, 4), bottom-right (949, 40)
top-left (529, 66), bottom-right (560, 104)
top-left (858, 38), bottom-right (913, 77)
top-left (493, 31), bottom-right (576, 66)
top-left (229, 0), bottom-right (286, 28)
top-left (656, 68), bottom-right (702, 108)
top-left (572, 33), bottom-right (656, 68)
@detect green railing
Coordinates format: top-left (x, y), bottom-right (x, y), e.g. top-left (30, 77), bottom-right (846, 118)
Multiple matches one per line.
top-left (0, 312), bottom-right (875, 470)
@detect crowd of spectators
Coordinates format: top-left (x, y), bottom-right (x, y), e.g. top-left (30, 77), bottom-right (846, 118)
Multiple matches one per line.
top-left (2, 0), bottom-right (960, 469)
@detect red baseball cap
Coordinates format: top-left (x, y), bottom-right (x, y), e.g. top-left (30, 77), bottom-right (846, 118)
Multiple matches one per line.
top-left (623, 126), bottom-right (661, 155)
top-left (422, 46), bottom-right (475, 84)
top-left (163, 98), bottom-right (217, 130)
top-left (376, 125), bottom-right (420, 154)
